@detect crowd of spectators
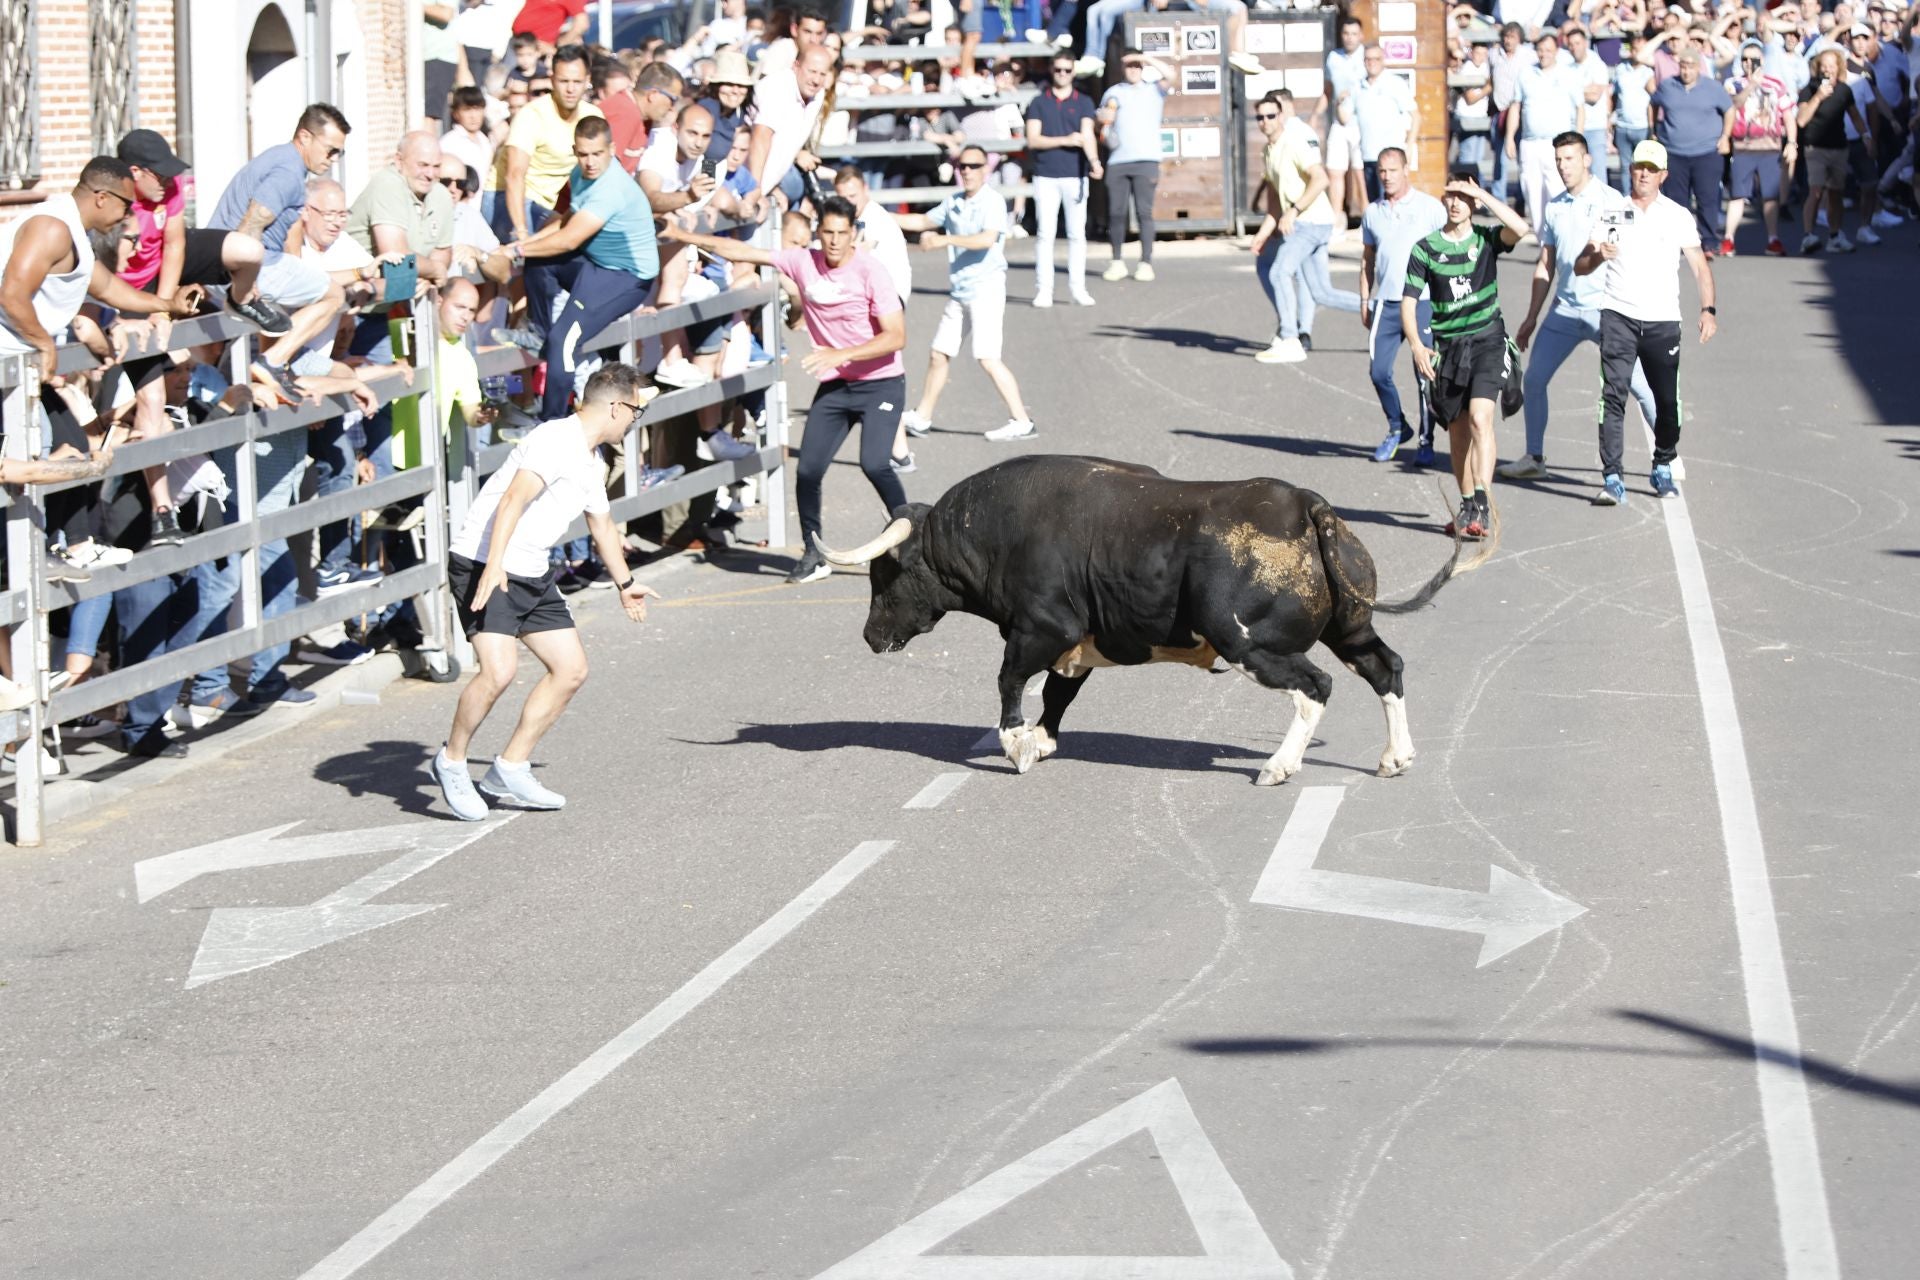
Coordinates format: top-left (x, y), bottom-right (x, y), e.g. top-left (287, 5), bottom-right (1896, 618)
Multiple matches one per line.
top-left (1443, 0), bottom-right (1920, 255)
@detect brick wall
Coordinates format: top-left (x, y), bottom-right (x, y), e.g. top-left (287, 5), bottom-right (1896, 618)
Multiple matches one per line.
top-left (134, 0), bottom-right (177, 150)
top-left (356, 0), bottom-right (411, 169)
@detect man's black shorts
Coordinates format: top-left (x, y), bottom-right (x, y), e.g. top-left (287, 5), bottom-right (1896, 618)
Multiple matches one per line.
top-left (1429, 326), bottom-right (1511, 427)
top-left (447, 553), bottom-right (574, 639)
top-left (178, 227), bottom-right (236, 288)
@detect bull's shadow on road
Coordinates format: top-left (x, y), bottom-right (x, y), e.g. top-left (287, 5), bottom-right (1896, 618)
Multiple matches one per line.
top-left (1092, 324), bottom-right (1267, 357)
top-left (686, 719), bottom-right (1274, 778)
top-left (1179, 1009), bottom-right (1920, 1110)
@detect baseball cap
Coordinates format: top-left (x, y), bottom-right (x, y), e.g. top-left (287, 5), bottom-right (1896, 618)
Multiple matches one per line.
top-left (1631, 139), bottom-right (1669, 170)
top-left (1848, 22), bottom-right (1875, 37)
top-left (117, 128), bottom-right (187, 178)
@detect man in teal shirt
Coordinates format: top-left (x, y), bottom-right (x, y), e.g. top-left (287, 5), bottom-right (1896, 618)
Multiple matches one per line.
top-left (511, 115), bottom-right (660, 417)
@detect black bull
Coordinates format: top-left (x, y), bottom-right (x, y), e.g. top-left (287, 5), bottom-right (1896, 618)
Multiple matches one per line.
top-left (816, 456), bottom-right (1460, 784)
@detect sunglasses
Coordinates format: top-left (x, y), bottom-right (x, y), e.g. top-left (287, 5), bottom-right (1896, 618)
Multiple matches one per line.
top-left (1123, 61), bottom-right (1144, 69)
top-left (955, 160), bottom-right (988, 170)
top-left (1255, 110), bottom-right (1280, 120)
top-left (1052, 65), bottom-right (1075, 73)
top-left (438, 176), bottom-right (463, 189)
top-left (85, 183), bottom-right (133, 212)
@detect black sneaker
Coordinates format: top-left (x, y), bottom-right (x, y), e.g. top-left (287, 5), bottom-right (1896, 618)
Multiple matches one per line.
top-left (226, 292), bottom-right (293, 335)
top-left (253, 360), bottom-right (303, 402)
top-left (122, 732), bottom-right (188, 759)
top-left (1299, 332), bottom-right (1313, 353)
top-left (786, 548), bottom-right (830, 584)
top-left (150, 509), bottom-right (188, 547)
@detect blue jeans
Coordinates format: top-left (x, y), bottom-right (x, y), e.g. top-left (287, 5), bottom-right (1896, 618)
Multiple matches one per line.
top-left (190, 438), bottom-right (307, 700)
top-left (59, 594), bottom-right (113, 663)
top-left (1661, 149), bottom-right (1724, 246)
top-left (1084, 0), bottom-right (1146, 60)
top-left (1493, 126), bottom-right (1517, 204)
top-left (1369, 297), bottom-right (1433, 439)
top-left (1521, 306), bottom-right (1658, 461)
top-left (481, 192), bottom-right (553, 244)
top-left (114, 568), bottom-right (216, 745)
top-left (1584, 127), bottom-right (1610, 185)
top-left (534, 256), bottom-right (656, 419)
top-left (1046, 0), bottom-right (1079, 41)
top-left (1455, 131), bottom-right (1492, 181)
top-left (1613, 124), bottom-right (1648, 195)
top-left (1258, 222), bottom-right (1361, 341)
top-left (307, 417), bottom-right (357, 577)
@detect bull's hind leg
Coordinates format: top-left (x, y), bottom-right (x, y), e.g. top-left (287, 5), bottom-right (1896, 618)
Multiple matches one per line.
top-left (1234, 650), bottom-right (1334, 786)
top-left (1325, 627), bottom-right (1414, 777)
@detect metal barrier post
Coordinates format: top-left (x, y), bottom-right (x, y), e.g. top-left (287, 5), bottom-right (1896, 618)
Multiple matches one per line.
top-left (4, 355), bottom-right (48, 846)
top-left (757, 219), bottom-right (790, 550)
top-left (229, 333), bottom-right (264, 638)
top-left (411, 305), bottom-right (453, 660)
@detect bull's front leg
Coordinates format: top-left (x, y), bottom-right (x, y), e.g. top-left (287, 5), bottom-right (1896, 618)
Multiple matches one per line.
top-left (997, 629), bottom-right (1070, 774)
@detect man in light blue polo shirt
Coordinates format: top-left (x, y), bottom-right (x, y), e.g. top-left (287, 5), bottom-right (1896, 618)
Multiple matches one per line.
top-left (1341, 44), bottom-right (1417, 201)
top-left (1506, 30), bottom-right (1584, 230)
top-left (1499, 131), bottom-right (1659, 480)
top-left (1359, 147), bottom-right (1445, 465)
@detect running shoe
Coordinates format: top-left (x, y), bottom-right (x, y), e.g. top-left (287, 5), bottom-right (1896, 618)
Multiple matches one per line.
top-left (901, 409), bottom-right (933, 438)
top-left (1871, 209), bottom-right (1906, 229)
top-left (226, 293), bottom-right (293, 335)
top-left (1718, 237), bottom-right (1735, 256)
top-left (315, 564), bottom-right (384, 596)
top-left (890, 451), bottom-right (917, 474)
top-left (479, 757), bottom-right (566, 810)
top-left (1829, 231), bottom-right (1856, 253)
top-left (699, 430), bottom-right (757, 462)
top-left (1856, 225), bottom-right (1881, 246)
top-left (1594, 474), bottom-right (1627, 506)
top-left (1413, 440), bottom-right (1437, 468)
top-left (1134, 262), bottom-right (1155, 282)
top-left (984, 418), bottom-right (1038, 442)
top-left (1766, 237), bottom-right (1786, 256)
top-left (432, 748), bottom-right (490, 822)
top-left (786, 548), bottom-right (831, 584)
top-left (1650, 463), bottom-right (1680, 498)
top-left (1032, 294), bottom-right (1055, 309)
top-left (1800, 233), bottom-right (1824, 255)
top-left (654, 357), bottom-right (713, 389)
top-left (637, 463), bottom-right (685, 490)
top-left (1102, 260), bottom-right (1129, 282)
top-left (1069, 291), bottom-right (1097, 307)
top-left (493, 326), bottom-right (544, 353)
top-left (4, 743), bottom-right (62, 774)
top-left (44, 548), bottom-right (92, 584)
top-left (149, 510), bottom-right (188, 547)
top-left (1497, 453), bottom-right (1547, 480)
top-left (63, 712), bottom-right (121, 740)
top-left (1297, 332), bottom-right (1311, 352)
top-left (1449, 497), bottom-right (1485, 541)
top-left (1371, 422), bottom-right (1414, 463)
top-left (1255, 336), bottom-right (1306, 365)
top-left (245, 683), bottom-right (317, 708)
top-left (293, 639), bottom-right (373, 666)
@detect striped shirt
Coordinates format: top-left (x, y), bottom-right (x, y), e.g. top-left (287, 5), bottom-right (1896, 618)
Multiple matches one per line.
top-left (1402, 223), bottom-right (1511, 341)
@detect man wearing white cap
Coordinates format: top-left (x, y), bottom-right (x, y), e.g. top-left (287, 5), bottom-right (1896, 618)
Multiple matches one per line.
top-left (1574, 139), bottom-right (1716, 507)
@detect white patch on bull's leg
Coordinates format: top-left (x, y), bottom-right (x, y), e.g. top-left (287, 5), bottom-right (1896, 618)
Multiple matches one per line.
top-left (999, 724), bottom-right (1052, 774)
top-left (1377, 691), bottom-right (1415, 777)
top-left (1257, 690), bottom-right (1327, 786)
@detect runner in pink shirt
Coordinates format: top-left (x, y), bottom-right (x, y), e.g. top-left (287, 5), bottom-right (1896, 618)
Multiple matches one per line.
top-left (670, 195), bottom-right (909, 584)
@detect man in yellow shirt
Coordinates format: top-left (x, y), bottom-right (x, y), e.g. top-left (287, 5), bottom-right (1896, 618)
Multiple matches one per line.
top-left (1248, 88), bottom-right (1360, 365)
top-left (484, 43), bottom-right (603, 243)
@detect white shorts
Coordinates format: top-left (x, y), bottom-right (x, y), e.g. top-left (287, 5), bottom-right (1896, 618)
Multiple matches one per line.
top-left (931, 277), bottom-right (1006, 362)
top-left (1325, 119), bottom-right (1360, 172)
top-left (257, 250), bottom-right (332, 309)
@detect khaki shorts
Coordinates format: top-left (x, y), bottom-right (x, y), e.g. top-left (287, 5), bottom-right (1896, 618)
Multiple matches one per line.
top-left (1805, 145), bottom-right (1848, 190)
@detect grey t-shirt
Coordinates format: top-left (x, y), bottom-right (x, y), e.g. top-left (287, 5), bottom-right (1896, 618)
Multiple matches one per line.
top-left (1100, 80), bottom-right (1168, 166)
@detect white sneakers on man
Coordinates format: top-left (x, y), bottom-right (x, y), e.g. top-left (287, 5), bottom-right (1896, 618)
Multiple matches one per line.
top-left (1254, 337), bottom-right (1307, 365)
top-left (901, 409), bottom-right (933, 437)
top-left (1102, 260), bottom-right (1129, 282)
top-left (479, 757), bottom-right (566, 810)
top-left (984, 419), bottom-right (1037, 442)
top-left (653, 357), bottom-right (712, 388)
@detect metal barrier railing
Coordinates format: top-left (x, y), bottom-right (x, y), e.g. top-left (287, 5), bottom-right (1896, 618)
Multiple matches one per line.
top-left (0, 220), bottom-right (789, 846)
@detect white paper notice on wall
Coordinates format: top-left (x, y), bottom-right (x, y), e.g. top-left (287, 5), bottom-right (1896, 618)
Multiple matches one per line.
top-left (1243, 24), bottom-right (1287, 54)
top-left (1180, 127), bottom-right (1221, 159)
top-left (1283, 67), bottom-right (1324, 98)
top-left (1283, 22), bottom-right (1323, 54)
top-left (1246, 69), bottom-right (1289, 100)
top-left (1378, 1), bottom-right (1418, 33)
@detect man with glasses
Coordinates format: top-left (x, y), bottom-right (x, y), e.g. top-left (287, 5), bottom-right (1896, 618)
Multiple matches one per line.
top-left (1026, 54), bottom-right (1102, 308)
top-left (1344, 43), bottom-right (1419, 202)
top-left (1722, 40), bottom-right (1797, 255)
top-left (1097, 48), bottom-right (1171, 283)
top-left (1649, 48), bottom-right (1732, 253)
top-left (207, 103), bottom-right (353, 399)
top-left (1249, 89), bottom-right (1359, 365)
top-left (488, 43), bottom-right (602, 245)
top-left (434, 362), bottom-right (663, 821)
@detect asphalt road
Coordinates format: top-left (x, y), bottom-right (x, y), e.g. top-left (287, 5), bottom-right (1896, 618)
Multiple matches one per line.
top-left (3, 227), bottom-right (1916, 1280)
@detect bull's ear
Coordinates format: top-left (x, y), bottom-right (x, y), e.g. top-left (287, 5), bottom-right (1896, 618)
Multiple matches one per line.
top-left (889, 501), bottom-right (934, 525)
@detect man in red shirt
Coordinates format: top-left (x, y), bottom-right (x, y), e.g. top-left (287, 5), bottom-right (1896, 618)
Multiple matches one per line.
top-left (512, 0), bottom-right (589, 53)
top-left (592, 57), bottom-right (648, 174)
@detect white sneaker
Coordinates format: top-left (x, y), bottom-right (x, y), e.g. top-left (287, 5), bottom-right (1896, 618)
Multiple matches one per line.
top-left (1497, 453), bottom-right (1548, 480)
top-left (653, 357), bottom-right (712, 388)
top-left (0, 675), bottom-right (31, 712)
top-left (1073, 56), bottom-right (1104, 77)
top-left (700, 430), bottom-right (757, 463)
top-left (901, 409), bottom-right (933, 437)
top-left (1829, 231), bottom-right (1855, 253)
top-left (1871, 209), bottom-right (1906, 228)
top-left (1032, 294), bottom-right (1054, 308)
top-left (1254, 336), bottom-right (1307, 365)
top-left (2, 743), bottom-right (61, 776)
top-left (1856, 225), bottom-right (1881, 246)
top-left (1800, 232), bottom-right (1823, 254)
top-left (1069, 291), bottom-right (1097, 307)
top-left (1228, 52), bottom-right (1264, 75)
top-left (478, 756), bottom-right (565, 810)
top-left (1102, 260), bottom-right (1129, 282)
top-left (432, 750), bottom-right (489, 822)
top-left (1052, 31), bottom-right (1073, 49)
top-left (1134, 262), bottom-right (1155, 282)
top-left (1024, 27), bottom-right (1047, 42)
top-left (68, 539), bottom-right (134, 568)
top-left (984, 419), bottom-right (1037, 442)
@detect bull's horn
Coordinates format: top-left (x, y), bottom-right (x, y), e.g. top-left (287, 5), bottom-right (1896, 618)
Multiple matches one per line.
top-left (815, 516), bottom-right (913, 566)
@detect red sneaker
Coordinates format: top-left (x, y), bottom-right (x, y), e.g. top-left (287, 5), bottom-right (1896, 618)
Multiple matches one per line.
top-left (1718, 238), bottom-right (1736, 256)
top-left (1766, 237), bottom-right (1786, 256)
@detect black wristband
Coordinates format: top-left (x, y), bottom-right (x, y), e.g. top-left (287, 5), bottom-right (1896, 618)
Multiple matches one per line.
top-left (614, 576), bottom-right (635, 592)
top-left (1701, 305), bottom-right (1717, 315)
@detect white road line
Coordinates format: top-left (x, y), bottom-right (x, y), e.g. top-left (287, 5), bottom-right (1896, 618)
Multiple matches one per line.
top-left (296, 839), bottom-right (898, 1280)
top-left (1661, 492), bottom-right (1840, 1278)
top-left (904, 772), bottom-right (970, 810)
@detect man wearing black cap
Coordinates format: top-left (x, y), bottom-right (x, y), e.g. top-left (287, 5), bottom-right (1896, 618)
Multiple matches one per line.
top-left (116, 129), bottom-right (290, 334)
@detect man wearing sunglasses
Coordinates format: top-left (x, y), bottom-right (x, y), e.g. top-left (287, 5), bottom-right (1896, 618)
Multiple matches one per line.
top-left (435, 362), bottom-right (662, 821)
top-left (1025, 55), bottom-right (1102, 308)
top-left (1249, 88), bottom-right (1359, 365)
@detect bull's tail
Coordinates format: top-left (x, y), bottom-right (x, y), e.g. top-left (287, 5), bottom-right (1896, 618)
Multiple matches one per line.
top-left (1370, 479), bottom-right (1502, 614)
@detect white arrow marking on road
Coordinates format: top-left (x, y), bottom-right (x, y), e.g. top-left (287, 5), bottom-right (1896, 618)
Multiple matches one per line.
top-left (1251, 787), bottom-right (1587, 967)
top-left (136, 817), bottom-right (517, 989)
top-left (813, 1078), bottom-right (1291, 1279)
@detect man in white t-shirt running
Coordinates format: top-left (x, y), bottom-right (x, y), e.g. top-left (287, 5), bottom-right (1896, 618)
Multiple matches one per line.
top-left (1574, 139), bottom-right (1717, 506)
top-left (432, 363), bottom-right (663, 820)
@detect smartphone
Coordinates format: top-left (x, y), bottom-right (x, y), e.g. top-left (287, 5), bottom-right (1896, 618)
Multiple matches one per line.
top-left (697, 155), bottom-right (720, 178)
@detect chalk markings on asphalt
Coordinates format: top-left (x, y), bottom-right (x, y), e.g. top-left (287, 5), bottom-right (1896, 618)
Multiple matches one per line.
top-left (134, 818), bottom-right (519, 988)
top-left (296, 839), bottom-right (897, 1280)
top-left (813, 1078), bottom-right (1290, 1279)
top-left (904, 772), bottom-right (971, 810)
top-left (1659, 491), bottom-right (1840, 1278)
top-left (1251, 786), bottom-right (1587, 966)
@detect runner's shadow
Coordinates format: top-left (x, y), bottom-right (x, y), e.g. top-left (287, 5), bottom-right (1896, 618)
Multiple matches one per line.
top-left (1171, 427), bottom-right (1378, 462)
top-left (685, 720), bottom-right (1268, 777)
top-left (1093, 324), bottom-right (1266, 356)
top-left (314, 739), bottom-right (444, 817)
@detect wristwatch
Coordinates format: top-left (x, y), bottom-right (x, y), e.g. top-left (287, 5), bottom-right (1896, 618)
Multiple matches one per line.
top-left (614, 576), bottom-right (635, 592)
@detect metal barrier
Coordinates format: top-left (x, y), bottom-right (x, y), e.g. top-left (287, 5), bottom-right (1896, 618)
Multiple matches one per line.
top-left (0, 222), bottom-right (789, 846)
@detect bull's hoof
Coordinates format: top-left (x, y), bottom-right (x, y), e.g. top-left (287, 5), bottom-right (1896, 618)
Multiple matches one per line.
top-left (1254, 765), bottom-right (1296, 787)
top-left (1376, 752), bottom-right (1414, 778)
top-left (999, 726), bottom-right (1055, 774)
